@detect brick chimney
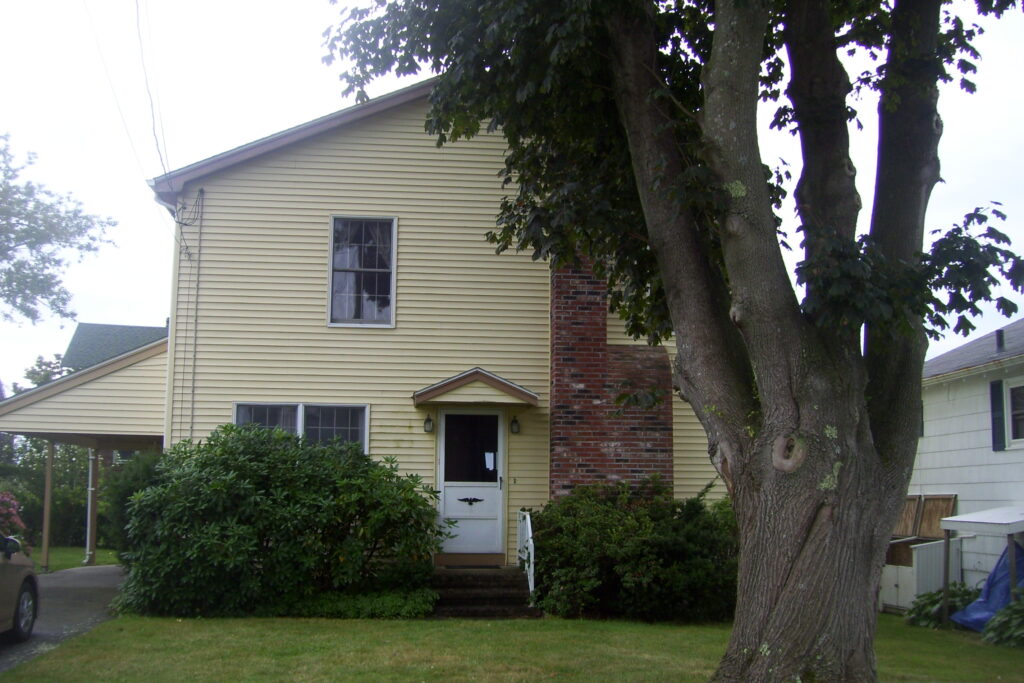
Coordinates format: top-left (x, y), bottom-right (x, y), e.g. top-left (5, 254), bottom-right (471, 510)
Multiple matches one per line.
top-left (549, 260), bottom-right (674, 496)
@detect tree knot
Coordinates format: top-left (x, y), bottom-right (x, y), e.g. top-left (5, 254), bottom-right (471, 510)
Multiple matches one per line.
top-left (772, 434), bottom-right (807, 473)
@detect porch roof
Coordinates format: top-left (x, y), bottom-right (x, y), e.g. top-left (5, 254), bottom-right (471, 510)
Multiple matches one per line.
top-left (412, 367), bottom-right (539, 407)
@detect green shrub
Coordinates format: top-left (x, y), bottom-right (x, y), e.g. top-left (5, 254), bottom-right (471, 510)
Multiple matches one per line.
top-left (117, 425), bottom-right (447, 617)
top-left (905, 582), bottom-right (981, 629)
top-left (271, 588), bottom-right (439, 619)
top-left (983, 589), bottom-right (1024, 647)
top-left (530, 478), bottom-right (737, 621)
top-left (99, 450), bottom-right (163, 552)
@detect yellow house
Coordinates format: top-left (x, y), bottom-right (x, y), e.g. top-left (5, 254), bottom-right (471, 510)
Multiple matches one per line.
top-left (0, 80), bottom-right (716, 566)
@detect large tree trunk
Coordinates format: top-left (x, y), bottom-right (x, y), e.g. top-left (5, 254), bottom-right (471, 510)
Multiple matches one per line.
top-left (712, 393), bottom-right (912, 680)
top-left (605, 0), bottom-right (941, 680)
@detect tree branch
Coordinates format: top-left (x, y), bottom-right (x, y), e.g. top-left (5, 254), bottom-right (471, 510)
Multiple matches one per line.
top-left (603, 4), bottom-right (757, 480)
top-left (865, 0), bottom-right (942, 464)
top-left (701, 0), bottom-right (809, 434)
top-left (784, 0), bottom-right (863, 338)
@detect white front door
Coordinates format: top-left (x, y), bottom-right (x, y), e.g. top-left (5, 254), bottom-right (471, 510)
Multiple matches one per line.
top-left (439, 411), bottom-right (504, 554)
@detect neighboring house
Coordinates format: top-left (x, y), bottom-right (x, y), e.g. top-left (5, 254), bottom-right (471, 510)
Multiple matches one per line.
top-left (913, 318), bottom-right (1024, 587)
top-left (0, 80), bottom-right (717, 565)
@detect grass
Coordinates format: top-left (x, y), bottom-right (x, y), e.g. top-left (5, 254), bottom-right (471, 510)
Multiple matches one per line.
top-left (3, 614), bottom-right (1022, 681)
top-left (30, 546), bottom-right (118, 573)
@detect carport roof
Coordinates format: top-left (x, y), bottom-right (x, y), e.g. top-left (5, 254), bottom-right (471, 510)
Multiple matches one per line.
top-left (62, 322), bottom-right (167, 371)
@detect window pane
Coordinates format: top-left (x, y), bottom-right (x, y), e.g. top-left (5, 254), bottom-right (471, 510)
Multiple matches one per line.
top-left (236, 404), bottom-right (298, 433)
top-left (304, 406), bottom-right (365, 448)
top-left (444, 414), bottom-right (499, 483)
top-left (1011, 386), bottom-right (1024, 440)
top-left (331, 272), bottom-right (358, 321)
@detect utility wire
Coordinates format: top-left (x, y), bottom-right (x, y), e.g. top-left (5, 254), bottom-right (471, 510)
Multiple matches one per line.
top-left (81, 0), bottom-right (146, 179)
top-left (140, 0), bottom-right (172, 172)
top-left (135, 0), bottom-right (168, 176)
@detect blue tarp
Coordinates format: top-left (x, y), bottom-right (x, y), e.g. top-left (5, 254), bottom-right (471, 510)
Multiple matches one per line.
top-left (951, 540), bottom-right (1024, 632)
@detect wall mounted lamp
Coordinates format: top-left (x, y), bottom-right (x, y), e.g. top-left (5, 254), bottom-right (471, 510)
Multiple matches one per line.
top-left (423, 416), bottom-right (434, 433)
top-left (510, 416), bottom-right (521, 434)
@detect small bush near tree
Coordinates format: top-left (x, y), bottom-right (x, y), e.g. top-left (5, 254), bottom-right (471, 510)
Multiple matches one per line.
top-left (117, 425), bottom-right (447, 617)
top-left (982, 589), bottom-right (1024, 647)
top-left (905, 582), bottom-right (981, 629)
top-left (530, 478), bottom-right (737, 621)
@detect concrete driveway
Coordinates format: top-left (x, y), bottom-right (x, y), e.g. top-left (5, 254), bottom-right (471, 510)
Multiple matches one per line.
top-left (0, 564), bottom-right (124, 674)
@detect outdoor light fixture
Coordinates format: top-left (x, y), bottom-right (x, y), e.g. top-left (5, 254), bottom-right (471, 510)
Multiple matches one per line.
top-left (510, 416), bottom-right (521, 434)
top-left (424, 416), bottom-right (434, 433)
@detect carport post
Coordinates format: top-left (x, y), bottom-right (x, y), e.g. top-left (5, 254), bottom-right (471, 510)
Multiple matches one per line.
top-left (84, 448), bottom-right (98, 565)
top-left (41, 440), bottom-right (54, 571)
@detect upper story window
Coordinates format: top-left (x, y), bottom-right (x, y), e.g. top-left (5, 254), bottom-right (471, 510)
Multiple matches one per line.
top-left (235, 403), bottom-right (368, 451)
top-left (330, 217), bottom-right (395, 326)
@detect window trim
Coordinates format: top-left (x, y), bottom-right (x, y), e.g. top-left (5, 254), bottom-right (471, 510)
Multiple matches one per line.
top-left (327, 215), bottom-right (398, 329)
top-left (233, 401), bottom-right (371, 453)
top-left (1004, 378), bottom-right (1024, 448)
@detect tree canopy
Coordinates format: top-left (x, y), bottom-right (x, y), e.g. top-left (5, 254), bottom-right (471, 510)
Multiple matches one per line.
top-left (325, 1), bottom-right (1023, 679)
top-left (0, 134), bottom-right (113, 323)
top-left (328, 0), bottom-right (1021, 344)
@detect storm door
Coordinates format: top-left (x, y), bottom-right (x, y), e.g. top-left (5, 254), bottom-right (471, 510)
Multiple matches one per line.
top-left (439, 411), bottom-right (503, 554)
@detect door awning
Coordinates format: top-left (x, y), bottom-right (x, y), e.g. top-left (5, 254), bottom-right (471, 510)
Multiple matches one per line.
top-left (412, 367), bottom-right (539, 407)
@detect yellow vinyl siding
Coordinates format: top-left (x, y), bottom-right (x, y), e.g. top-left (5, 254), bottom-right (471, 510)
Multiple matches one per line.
top-left (165, 97), bottom-right (549, 561)
top-left (671, 392), bottom-right (721, 499)
top-left (0, 349), bottom-right (166, 436)
top-left (606, 310), bottom-right (649, 345)
top-left (665, 345), bottom-right (724, 500)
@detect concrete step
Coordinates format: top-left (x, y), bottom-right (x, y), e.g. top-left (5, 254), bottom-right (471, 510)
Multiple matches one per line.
top-left (436, 586), bottom-right (531, 606)
top-left (431, 567), bottom-right (530, 589)
top-left (431, 567), bottom-right (540, 619)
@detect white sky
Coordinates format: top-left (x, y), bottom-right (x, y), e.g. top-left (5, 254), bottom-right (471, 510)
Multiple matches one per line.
top-left (0, 1), bottom-right (1022, 390)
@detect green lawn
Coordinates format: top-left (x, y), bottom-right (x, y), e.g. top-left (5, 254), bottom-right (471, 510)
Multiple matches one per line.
top-left (4, 614), bottom-right (1022, 681)
top-left (31, 546), bottom-right (118, 573)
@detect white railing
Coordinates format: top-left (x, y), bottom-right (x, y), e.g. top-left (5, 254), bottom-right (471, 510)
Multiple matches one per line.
top-left (517, 509), bottom-right (535, 596)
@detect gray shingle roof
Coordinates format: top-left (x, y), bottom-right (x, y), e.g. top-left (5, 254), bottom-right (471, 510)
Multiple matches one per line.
top-left (62, 322), bottom-right (167, 371)
top-left (923, 317), bottom-right (1024, 379)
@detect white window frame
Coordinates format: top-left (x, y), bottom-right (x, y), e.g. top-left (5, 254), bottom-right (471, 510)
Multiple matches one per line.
top-left (233, 402), bottom-right (371, 453)
top-left (1005, 378), bottom-right (1024, 447)
top-left (327, 215), bottom-right (398, 329)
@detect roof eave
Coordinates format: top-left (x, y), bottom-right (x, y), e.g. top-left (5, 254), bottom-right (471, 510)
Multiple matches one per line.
top-left (922, 353), bottom-right (1024, 386)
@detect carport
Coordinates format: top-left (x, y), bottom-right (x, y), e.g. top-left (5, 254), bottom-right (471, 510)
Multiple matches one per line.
top-left (0, 329), bottom-right (167, 569)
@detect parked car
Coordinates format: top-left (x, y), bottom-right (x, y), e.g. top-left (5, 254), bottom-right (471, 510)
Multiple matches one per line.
top-left (0, 537), bottom-right (37, 642)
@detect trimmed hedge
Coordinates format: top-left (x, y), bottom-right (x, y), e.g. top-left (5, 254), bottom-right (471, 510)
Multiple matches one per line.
top-left (530, 479), bottom-right (737, 621)
top-left (117, 425), bottom-right (447, 617)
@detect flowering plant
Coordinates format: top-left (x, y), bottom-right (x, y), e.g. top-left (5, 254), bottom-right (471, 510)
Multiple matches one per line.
top-left (0, 492), bottom-right (26, 538)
